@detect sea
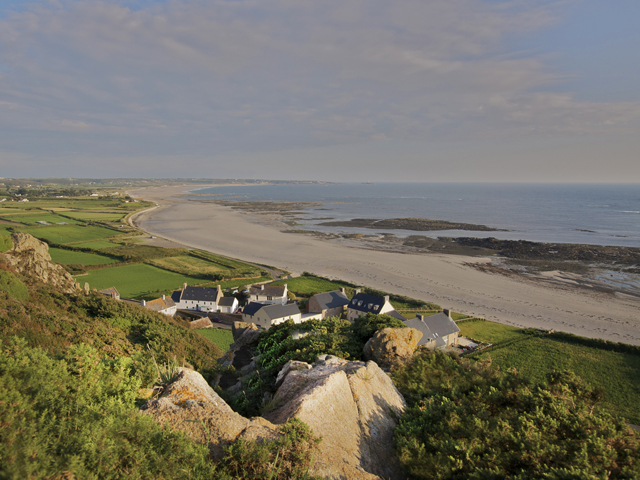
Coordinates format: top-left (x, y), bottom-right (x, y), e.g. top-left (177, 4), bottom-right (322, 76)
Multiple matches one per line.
top-left (192, 183), bottom-right (640, 249)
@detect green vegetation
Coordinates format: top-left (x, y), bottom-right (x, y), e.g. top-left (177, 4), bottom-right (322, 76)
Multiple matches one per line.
top-left (392, 350), bottom-right (640, 479)
top-left (3, 213), bottom-right (81, 225)
top-left (0, 268), bottom-right (29, 301)
top-left (73, 240), bottom-right (123, 249)
top-left (195, 328), bottom-right (235, 352)
top-left (79, 263), bottom-right (205, 299)
top-left (63, 211), bottom-right (126, 222)
top-left (459, 319), bottom-right (640, 424)
top-left (0, 229), bottom-right (12, 252)
top-left (150, 252), bottom-right (265, 280)
top-left (19, 224), bottom-right (122, 244)
top-left (49, 247), bottom-right (120, 266)
top-left (0, 339), bottom-right (218, 480)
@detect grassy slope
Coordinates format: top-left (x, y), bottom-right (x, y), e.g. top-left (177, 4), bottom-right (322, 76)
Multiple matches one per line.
top-left (195, 328), bottom-right (234, 352)
top-left (78, 263), bottom-right (206, 299)
top-left (459, 319), bottom-right (640, 424)
top-left (49, 247), bottom-right (120, 266)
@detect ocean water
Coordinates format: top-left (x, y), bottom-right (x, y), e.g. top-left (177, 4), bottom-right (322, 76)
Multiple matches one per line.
top-left (192, 183), bottom-right (640, 248)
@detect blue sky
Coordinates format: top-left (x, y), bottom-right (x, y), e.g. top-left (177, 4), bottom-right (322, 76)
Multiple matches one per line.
top-left (0, 0), bottom-right (639, 182)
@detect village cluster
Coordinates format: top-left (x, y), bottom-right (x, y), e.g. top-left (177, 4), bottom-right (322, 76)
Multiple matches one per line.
top-left (99, 281), bottom-right (461, 351)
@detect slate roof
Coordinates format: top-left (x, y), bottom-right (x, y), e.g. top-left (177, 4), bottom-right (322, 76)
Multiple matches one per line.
top-left (249, 284), bottom-right (286, 297)
top-left (242, 302), bottom-right (264, 316)
top-left (218, 297), bottom-right (237, 307)
top-left (405, 313), bottom-right (460, 347)
top-left (404, 317), bottom-right (435, 346)
top-left (145, 297), bottom-right (176, 312)
top-left (348, 293), bottom-right (387, 314)
top-left (171, 290), bottom-right (182, 303)
top-left (261, 303), bottom-right (300, 321)
top-left (387, 310), bottom-right (408, 322)
top-left (179, 286), bottom-right (222, 303)
top-left (309, 290), bottom-right (349, 311)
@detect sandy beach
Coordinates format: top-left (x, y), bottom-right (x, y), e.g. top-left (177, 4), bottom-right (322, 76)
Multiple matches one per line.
top-left (130, 185), bottom-right (640, 346)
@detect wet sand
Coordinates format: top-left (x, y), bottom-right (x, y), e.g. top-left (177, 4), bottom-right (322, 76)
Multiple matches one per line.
top-left (129, 185), bottom-right (640, 346)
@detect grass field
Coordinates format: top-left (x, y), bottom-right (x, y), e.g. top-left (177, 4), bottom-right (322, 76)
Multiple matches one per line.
top-left (18, 224), bottom-right (123, 244)
top-left (149, 255), bottom-right (231, 276)
top-left (78, 264), bottom-right (205, 299)
top-left (459, 319), bottom-right (640, 424)
top-left (458, 319), bottom-right (525, 344)
top-left (272, 275), bottom-right (353, 297)
top-left (74, 240), bottom-right (123, 249)
top-left (3, 213), bottom-right (82, 225)
top-left (195, 328), bottom-right (234, 352)
top-left (63, 212), bottom-right (126, 222)
top-left (49, 248), bottom-right (120, 266)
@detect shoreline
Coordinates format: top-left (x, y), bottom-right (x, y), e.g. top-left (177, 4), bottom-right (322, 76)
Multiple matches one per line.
top-left (129, 185), bottom-right (640, 346)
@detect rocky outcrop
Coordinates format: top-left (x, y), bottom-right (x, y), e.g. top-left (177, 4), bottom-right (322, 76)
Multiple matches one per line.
top-left (363, 327), bottom-right (422, 369)
top-left (265, 355), bottom-right (407, 480)
top-left (218, 322), bottom-right (261, 371)
top-left (2, 232), bottom-right (76, 293)
top-left (140, 368), bottom-right (278, 459)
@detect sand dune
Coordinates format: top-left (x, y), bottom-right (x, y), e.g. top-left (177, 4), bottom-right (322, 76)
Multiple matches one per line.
top-left (130, 186), bottom-right (640, 346)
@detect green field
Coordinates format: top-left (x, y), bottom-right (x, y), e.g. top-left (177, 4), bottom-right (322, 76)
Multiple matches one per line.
top-left (49, 248), bottom-right (119, 266)
top-left (63, 212), bottom-right (126, 222)
top-left (458, 318), bottom-right (525, 344)
top-left (149, 254), bottom-right (231, 276)
top-left (460, 319), bottom-right (640, 424)
top-left (73, 240), bottom-right (123, 249)
top-left (18, 224), bottom-right (122, 244)
top-left (195, 328), bottom-right (234, 352)
top-left (272, 275), bottom-right (353, 297)
top-left (77, 264), bottom-right (205, 299)
top-left (2, 213), bottom-right (81, 225)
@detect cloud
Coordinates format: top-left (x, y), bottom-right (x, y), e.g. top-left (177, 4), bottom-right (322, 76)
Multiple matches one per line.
top-left (0, 0), bottom-right (639, 176)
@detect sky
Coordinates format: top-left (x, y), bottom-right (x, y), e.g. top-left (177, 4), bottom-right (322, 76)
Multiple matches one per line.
top-left (0, 0), bottom-right (639, 182)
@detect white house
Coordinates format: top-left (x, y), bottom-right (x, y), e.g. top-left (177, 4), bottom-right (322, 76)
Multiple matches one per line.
top-left (142, 295), bottom-right (177, 316)
top-left (242, 302), bottom-right (301, 330)
top-left (171, 285), bottom-right (223, 312)
top-left (248, 283), bottom-right (288, 305)
top-left (346, 290), bottom-right (405, 323)
top-left (217, 296), bottom-right (239, 313)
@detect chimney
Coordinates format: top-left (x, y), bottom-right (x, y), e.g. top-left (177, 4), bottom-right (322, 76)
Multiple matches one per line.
top-left (384, 295), bottom-right (390, 303)
top-left (217, 285), bottom-right (222, 294)
top-left (182, 282), bottom-right (187, 290)
top-left (417, 314), bottom-right (424, 321)
top-left (443, 308), bottom-right (451, 318)
top-left (339, 287), bottom-right (345, 294)
top-left (260, 284), bottom-right (265, 291)
top-left (355, 288), bottom-right (361, 295)
top-left (162, 294), bottom-right (166, 301)
top-left (141, 300), bottom-right (146, 307)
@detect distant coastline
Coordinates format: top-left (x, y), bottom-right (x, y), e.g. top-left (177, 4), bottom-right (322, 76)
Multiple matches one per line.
top-left (129, 184), bottom-right (640, 346)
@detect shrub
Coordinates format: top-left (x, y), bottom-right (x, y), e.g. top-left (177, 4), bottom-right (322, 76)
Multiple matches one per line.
top-left (392, 349), bottom-right (640, 479)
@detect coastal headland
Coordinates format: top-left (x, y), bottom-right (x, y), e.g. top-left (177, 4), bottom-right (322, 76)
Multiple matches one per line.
top-left (129, 185), bottom-right (640, 346)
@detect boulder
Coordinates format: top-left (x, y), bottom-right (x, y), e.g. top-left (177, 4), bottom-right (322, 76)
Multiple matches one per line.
top-left (265, 356), bottom-right (407, 480)
top-left (232, 321), bottom-right (258, 342)
top-left (363, 327), bottom-right (422, 369)
top-left (2, 232), bottom-right (76, 293)
top-left (139, 368), bottom-right (278, 459)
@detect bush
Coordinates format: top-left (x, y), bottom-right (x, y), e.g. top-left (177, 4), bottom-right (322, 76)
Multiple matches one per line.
top-left (392, 350), bottom-right (640, 479)
top-left (0, 339), bottom-right (218, 479)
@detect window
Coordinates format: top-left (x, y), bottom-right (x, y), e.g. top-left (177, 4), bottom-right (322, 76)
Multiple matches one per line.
top-left (267, 296), bottom-right (273, 301)
top-left (373, 305), bottom-right (379, 311)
